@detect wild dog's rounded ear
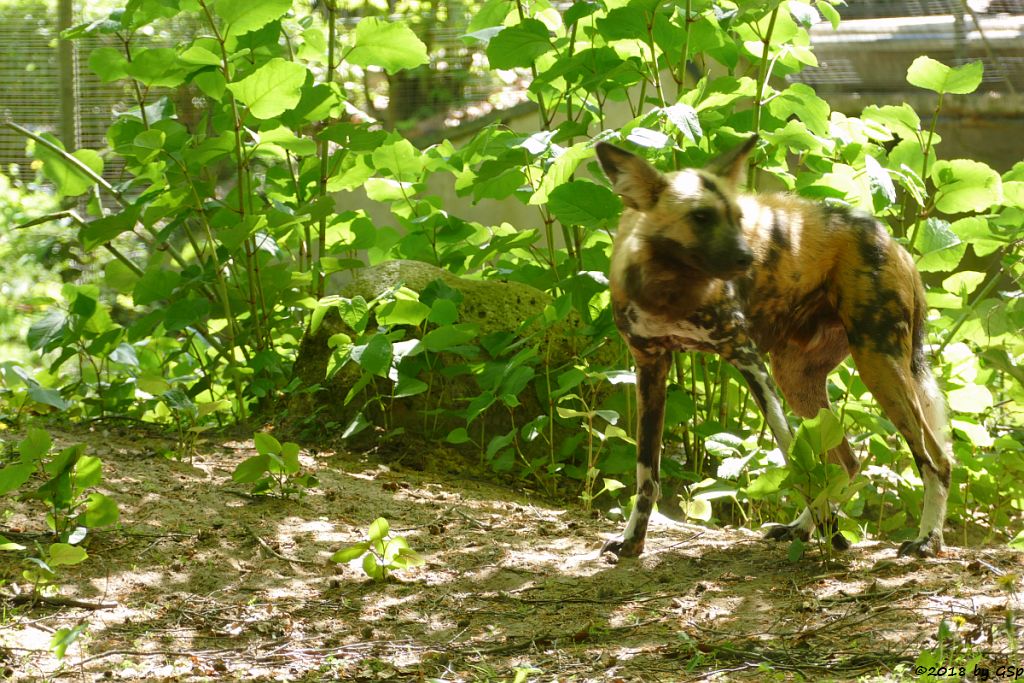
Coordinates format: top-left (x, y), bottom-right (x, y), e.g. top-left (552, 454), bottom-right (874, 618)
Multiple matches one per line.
top-left (595, 142), bottom-right (668, 211)
top-left (705, 134), bottom-right (759, 188)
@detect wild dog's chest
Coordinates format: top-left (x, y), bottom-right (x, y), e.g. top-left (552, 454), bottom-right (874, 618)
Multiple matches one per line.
top-left (614, 299), bottom-right (751, 357)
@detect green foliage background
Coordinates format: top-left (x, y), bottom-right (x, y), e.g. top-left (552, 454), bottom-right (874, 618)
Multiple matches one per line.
top-left (1, 0), bottom-right (1022, 552)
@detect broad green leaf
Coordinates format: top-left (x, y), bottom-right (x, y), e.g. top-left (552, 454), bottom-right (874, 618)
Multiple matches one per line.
top-left (662, 103), bottom-right (703, 142)
top-left (215, 0), bottom-right (292, 37)
top-left (20, 428), bottom-right (52, 462)
top-left (163, 297), bottom-right (211, 332)
top-left (280, 442), bottom-right (300, 473)
top-left (330, 541), bottom-right (370, 563)
top-left (362, 551), bottom-right (384, 580)
top-left (745, 468), bottom-right (788, 499)
top-left (0, 463), bottom-right (35, 495)
top-left (377, 299), bottom-right (430, 327)
top-left (348, 18), bottom-right (429, 75)
top-left (49, 543), bottom-right (89, 567)
top-left (133, 268), bottom-right (180, 306)
top-left (468, 0), bottom-right (514, 33)
top-left (27, 308), bottom-right (68, 352)
top-left (422, 324), bottom-right (478, 352)
top-left (907, 57), bottom-right (983, 95)
top-left (371, 138), bottom-right (425, 182)
top-left (233, 454), bottom-right (270, 483)
top-left (254, 431), bottom-right (282, 455)
top-left (446, 428), bottom-right (471, 444)
top-left (80, 208), bottom-right (139, 251)
top-left (916, 219), bottom-right (965, 272)
top-left (368, 517), bottom-right (390, 542)
top-left (88, 47), bottom-right (129, 82)
top-left (74, 455), bottom-right (103, 490)
top-left (226, 58), bottom-right (308, 120)
top-left (51, 624), bottom-right (87, 661)
top-left (547, 180), bottom-right (621, 229)
top-left (1009, 529), bottom-right (1024, 551)
top-left (486, 19), bottom-right (553, 70)
top-left (0, 535), bottom-right (26, 551)
top-left (948, 384), bottom-right (994, 414)
top-left (684, 498), bottom-right (712, 522)
top-left (351, 334), bottom-right (393, 376)
top-left (932, 159), bottom-right (1002, 214)
top-left (80, 492), bottom-right (119, 527)
top-left (125, 47), bottom-right (191, 87)
top-left (34, 135), bottom-right (103, 198)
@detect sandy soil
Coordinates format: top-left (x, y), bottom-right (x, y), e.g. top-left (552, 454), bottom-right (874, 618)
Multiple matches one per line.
top-left (1, 424), bottom-right (1022, 682)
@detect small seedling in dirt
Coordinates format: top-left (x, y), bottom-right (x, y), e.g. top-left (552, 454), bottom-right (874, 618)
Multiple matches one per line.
top-left (0, 428), bottom-right (119, 541)
top-left (232, 432), bottom-right (319, 498)
top-left (23, 542), bottom-right (89, 594)
top-left (330, 517), bottom-right (424, 582)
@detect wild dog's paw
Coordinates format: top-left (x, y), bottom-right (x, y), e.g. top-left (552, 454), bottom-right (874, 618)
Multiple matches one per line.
top-left (763, 522), bottom-right (811, 543)
top-left (601, 537), bottom-right (645, 560)
top-left (898, 532), bottom-right (942, 558)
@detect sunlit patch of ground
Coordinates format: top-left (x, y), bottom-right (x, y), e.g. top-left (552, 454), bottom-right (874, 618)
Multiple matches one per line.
top-left (1, 424), bottom-right (1021, 681)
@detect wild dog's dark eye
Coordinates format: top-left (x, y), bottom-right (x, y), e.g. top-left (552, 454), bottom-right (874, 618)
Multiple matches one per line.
top-left (690, 207), bottom-right (716, 227)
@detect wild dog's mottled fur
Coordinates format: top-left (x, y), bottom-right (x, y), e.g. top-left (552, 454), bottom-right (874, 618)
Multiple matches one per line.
top-left (596, 137), bottom-right (953, 559)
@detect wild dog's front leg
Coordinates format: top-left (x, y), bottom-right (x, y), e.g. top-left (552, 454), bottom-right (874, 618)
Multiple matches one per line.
top-left (602, 349), bottom-right (671, 558)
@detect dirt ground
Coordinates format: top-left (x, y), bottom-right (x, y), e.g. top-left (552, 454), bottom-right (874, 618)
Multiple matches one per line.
top-left (1, 424), bottom-right (1022, 682)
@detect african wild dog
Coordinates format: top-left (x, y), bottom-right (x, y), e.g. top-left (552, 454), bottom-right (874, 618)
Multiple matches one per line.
top-left (595, 136), bottom-right (953, 559)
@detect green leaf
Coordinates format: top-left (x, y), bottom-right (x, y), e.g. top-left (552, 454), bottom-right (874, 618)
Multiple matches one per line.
top-left (362, 551), bottom-right (384, 580)
top-left (0, 535), bottom-right (27, 551)
top-left (371, 138), bottom-right (425, 182)
top-left (280, 442), bottom-right (301, 474)
top-left (0, 463), bottom-right (35, 495)
top-left (51, 624), bottom-right (87, 662)
top-left (88, 46), bottom-right (129, 82)
top-left (330, 541), bottom-right (370, 563)
top-left (932, 159), bottom-right (1002, 214)
top-left (446, 427), bottom-right (471, 444)
top-left (948, 384), bottom-right (993, 414)
top-left (422, 324), bottom-right (478, 352)
top-left (368, 517), bottom-right (390, 542)
top-left (907, 57), bottom-right (983, 95)
top-left (916, 218), bottom-right (965, 272)
top-left (20, 427), bottom-right (53, 462)
top-left (124, 47), bottom-right (190, 87)
top-left (352, 334), bottom-right (393, 376)
top-left (49, 543), bottom-right (89, 567)
top-left (547, 180), bottom-right (621, 229)
top-left (163, 298), bottom-right (211, 332)
top-left (254, 432), bottom-right (282, 455)
top-left (133, 268), bottom-right (181, 306)
top-left (80, 208), bottom-right (139, 251)
top-left (74, 455), bottom-right (103, 490)
top-left (215, 0), bottom-right (292, 37)
top-left (34, 135), bottom-right (103, 198)
top-left (233, 454), bottom-right (270, 483)
top-left (226, 58), bottom-right (308, 120)
top-left (486, 19), bottom-right (553, 70)
top-left (745, 468), bottom-right (788, 499)
top-left (80, 492), bottom-right (119, 527)
top-left (684, 498), bottom-right (712, 522)
top-left (348, 17), bottom-right (429, 75)
top-left (27, 308), bottom-right (69, 352)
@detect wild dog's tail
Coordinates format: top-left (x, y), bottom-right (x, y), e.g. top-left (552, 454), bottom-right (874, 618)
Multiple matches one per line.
top-left (909, 273), bottom-right (951, 458)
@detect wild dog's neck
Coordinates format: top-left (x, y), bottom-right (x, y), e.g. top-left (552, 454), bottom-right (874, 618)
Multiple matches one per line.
top-left (623, 254), bottom-right (722, 321)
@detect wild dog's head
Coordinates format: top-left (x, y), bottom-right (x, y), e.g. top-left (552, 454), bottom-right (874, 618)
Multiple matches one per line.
top-left (596, 137), bottom-right (758, 279)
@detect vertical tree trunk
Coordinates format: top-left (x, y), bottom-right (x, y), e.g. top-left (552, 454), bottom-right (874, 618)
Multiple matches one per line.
top-left (57, 0), bottom-right (78, 150)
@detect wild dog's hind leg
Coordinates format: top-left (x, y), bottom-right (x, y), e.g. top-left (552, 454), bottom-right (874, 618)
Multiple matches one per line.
top-left (725, 349), bottom-right (826, 543)
top-left (602, 349), bottom-right (671, 558)
top-left (852, 347), bottom-right (952, 557)
top-left (770, 332), bottom-right (859, 550)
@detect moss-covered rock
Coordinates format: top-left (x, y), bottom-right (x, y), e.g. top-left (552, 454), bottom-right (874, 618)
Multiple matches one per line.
top-left (287, 260), bottom-right (610, 448)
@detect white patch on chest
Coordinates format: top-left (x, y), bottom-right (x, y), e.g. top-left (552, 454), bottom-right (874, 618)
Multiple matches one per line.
top-left (626, 305), bottom-right (719, 347)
